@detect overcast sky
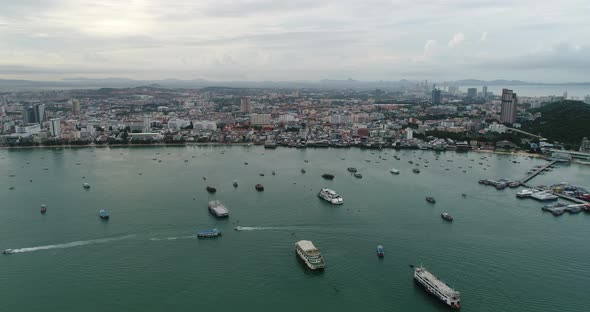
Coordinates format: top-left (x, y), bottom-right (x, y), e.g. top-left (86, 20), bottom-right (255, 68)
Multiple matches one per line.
top-left (0, 0), bottom-right (589, 82)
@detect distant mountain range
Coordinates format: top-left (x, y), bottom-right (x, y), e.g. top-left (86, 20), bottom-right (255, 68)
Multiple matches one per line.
top-left (0, 78), bottom-right (589, 91)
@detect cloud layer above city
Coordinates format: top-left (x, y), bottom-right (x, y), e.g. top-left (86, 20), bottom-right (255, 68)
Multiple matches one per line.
top-left (1, 0), bottom-right (589, 82)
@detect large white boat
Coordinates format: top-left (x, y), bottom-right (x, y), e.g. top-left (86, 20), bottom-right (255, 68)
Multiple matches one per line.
top-left (208, 200), bottom-right (229, 217)
top-left (414, 266), bottom-right (461, 309)
top-left (317, 188), bottom-right (343, 205)
top-left (530, 191), bottom-right (558, 201)
top-left (295, 240), bottom-right (325, 270)
top-left (390, 168), bottom-right (400, 174)
top-left (516, 189), bottom-right (536, 198)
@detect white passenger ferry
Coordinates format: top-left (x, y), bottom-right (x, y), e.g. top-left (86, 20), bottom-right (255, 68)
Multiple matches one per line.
top-left (414, 266), bottom-right (461, 309)
top-left (317, 188), bottom-right (343, 205)
top-left (295, 240), bottom-right (325, 270)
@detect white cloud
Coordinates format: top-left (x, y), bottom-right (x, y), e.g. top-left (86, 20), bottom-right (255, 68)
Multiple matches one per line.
top-left (448, 33), bottom-right (465, 47)
top-left (423, 40), bottom-right (437, 58)
top-left (0, 0), bottom-right (588, 81)
top-left (480, 31), bottom-right (488, 41)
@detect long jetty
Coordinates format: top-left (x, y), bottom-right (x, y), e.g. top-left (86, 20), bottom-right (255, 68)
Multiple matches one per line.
top-left (519, 160), bottom-right (558, 184)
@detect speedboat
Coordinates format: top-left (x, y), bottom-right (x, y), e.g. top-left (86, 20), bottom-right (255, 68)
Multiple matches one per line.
top-left (197, 228), bottom-right (221, 238)
top-left (99, 209), bottom-right (110, 219)
top-left (234, 226), bottom-right (244, 231)
top-left (3, 249), bottom-right (14, 254)
top-left (40, 204), bottom-right (47, 213)
top-left (83, 183), bottom-right (90, 189)
top-left (377, 245), bottom-right (385, 257)
top-left (390, 168), bottom-right (400, 174)
top-left (441, 212), bottom-right (453, 222)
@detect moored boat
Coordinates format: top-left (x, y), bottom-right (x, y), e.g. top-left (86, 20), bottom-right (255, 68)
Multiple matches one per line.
top-left (390, 168), bottom-right (400, 174)
top-left (301, 168), bottom-right (306, 174)
top-left (347, 167), bottom-right (357, 173)
top-left (255, 184), bottom-right (264, 191)
top-left (425, 197), bottom-right (436, 204)
top-left (414, 266), bottom-right (461, 309)
top-left (322, 173), bottom-right (335, 180)
top-left (413, 168), bottom-right (420, 174)
top-left (83, 183), bottom-right (90, 189)
top-left (208, 200), bottom-right (229, 217)
top-left (441, 212), bottom-right (453, 221)
top-left (206, 186), bottom-right (217, 193)
top-left (233, 180), bottom-right (238, 187)
top-left (40, 204), bottom-right (47, 213)
top-left (99, 209), bottom-right (109, 219)
top-left (354, 173), bottom-right (363, 179)
top-left (295, 240), bottom-right (325, 270)
top-left (197, 228), bottom-right (221, 238)
top-left (376, 245), bottom-right (384, 257)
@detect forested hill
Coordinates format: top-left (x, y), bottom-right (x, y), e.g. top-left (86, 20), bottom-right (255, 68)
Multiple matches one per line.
top-left (526, 100), bottom-right (590, 148)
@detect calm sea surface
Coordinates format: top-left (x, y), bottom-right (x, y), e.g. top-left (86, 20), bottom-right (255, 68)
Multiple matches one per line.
top-left (1, 146), bottom-right (589, 312)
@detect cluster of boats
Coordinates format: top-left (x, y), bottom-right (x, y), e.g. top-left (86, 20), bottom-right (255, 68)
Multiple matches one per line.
top-left (478, 178), bottom-right (520, 189)
top-left (347, 167), bottom-right (363, 178)
top-left (541, 203), bottom-right (588, 216)
top-left (516, 189), bottom-right (558, 201)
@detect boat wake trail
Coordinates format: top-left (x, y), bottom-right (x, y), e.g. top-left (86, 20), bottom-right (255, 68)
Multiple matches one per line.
top-left (149, 235), bottom-right (195, 241)
top-left (10, 235), bottom-right (134, 254)
top-left (235, 226), bottom-right (294, 231)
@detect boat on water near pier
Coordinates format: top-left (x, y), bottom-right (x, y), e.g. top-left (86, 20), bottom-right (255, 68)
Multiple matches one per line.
top-left (197, 228), bottom-right (221, 238)
top-left (414, 266), bottom-right (461, 309)
top-left (516, 189), bottom-right (536, 198)
top-left (530, 191), bottom-right (559, 201)
top-left (295, 240), bottom-right (325, 270)
top-left (208, 200), bottom-right (229, 217)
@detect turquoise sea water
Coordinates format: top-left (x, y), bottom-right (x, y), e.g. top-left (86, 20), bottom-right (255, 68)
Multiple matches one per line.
top-left (1, 146), bottom-right (589, 312)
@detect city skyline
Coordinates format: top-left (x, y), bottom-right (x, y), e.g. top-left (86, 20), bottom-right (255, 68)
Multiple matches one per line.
top-left (1, 0), bottom-right (589, 82)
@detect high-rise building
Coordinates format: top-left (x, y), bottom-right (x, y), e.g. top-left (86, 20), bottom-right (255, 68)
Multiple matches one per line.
top-left (240, 97), bottom-right (252, 113)
top-left (23, 104), bottom-right (45, 124)
top-left (143, 116), bottom-right (152, 133)
top-left (432, 88), bottom-right (442, 105)
top-left (406, 128), bottom-right (413, 140)
top-left (72, 99), bottom-right (81, 115)
top-left (482, 86), bottom-right (488, 99)
top-left (467, 88), bottom-right (477, 98)
top-left (500, 89), bottom-right (518, 124)
top-left (50, 118), bottom-right (61, 137)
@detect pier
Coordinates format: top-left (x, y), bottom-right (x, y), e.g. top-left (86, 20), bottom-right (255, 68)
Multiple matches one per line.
top-left (520, 184), bottom-right (590, 205)
top-left (519, 160), bottom-right (558, 184)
